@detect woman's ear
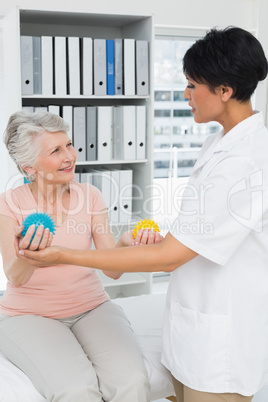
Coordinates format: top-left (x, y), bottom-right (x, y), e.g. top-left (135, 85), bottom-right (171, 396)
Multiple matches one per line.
top-left (22, 165), bottom-right (36, 176)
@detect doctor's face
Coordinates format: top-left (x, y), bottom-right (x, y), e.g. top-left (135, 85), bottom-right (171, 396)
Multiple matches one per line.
top-left (184, 77), bottom-right (225, 124)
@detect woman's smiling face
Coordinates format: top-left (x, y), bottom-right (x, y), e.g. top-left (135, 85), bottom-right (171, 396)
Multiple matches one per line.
top-left (32, 131), bottom-right (77, 184)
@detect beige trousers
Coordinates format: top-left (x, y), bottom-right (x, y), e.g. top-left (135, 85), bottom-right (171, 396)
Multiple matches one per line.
top-left (172, 376), bottom-right (254, 402)
top-left (0, 301), bottom-right (150, 402)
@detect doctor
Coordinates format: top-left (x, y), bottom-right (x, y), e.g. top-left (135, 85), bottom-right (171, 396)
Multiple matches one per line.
top-left (19, 27), bottom-right (268, 402)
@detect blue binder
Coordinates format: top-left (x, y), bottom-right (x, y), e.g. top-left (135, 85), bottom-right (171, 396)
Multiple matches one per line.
top-left (106, 40), bottom-right (115, 95)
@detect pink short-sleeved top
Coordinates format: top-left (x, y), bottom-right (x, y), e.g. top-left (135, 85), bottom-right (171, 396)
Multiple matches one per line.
top-left (0, 181), bottom-right (110, 318)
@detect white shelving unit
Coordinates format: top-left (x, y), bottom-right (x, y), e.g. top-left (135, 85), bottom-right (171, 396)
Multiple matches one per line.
top-left (2, 7), bottom-right (154, 298)
top-left (98, 271), bottom-right (151, 299)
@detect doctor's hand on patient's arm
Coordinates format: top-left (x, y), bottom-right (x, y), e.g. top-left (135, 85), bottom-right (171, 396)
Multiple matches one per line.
top-left (16, 244), bottom-right (66, 267)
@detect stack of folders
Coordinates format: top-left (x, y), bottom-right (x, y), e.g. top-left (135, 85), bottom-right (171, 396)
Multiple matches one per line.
top-left (20, 36), bottom-right (149, 96)
top-left (22, 105), bottom-right (147, 162)
top-left (79, 169), bottom-right (133, 223)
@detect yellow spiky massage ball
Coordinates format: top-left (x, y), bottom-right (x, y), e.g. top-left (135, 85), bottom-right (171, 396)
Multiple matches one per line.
top-left (132, 219), bottom-right (160, 239)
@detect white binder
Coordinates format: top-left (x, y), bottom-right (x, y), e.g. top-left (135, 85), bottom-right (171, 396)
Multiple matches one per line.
top-left (86, 106), bottom-right (97, 161)
top-left (93, 39), bottom-right (107, 95)
top-left (67, 37), bottom-right (80, 96)
top-left (73, 106), bottom-right (86, 161)
top-left (119, 169), bottom-right (133, 223)
top-left (114, 39), bottom-right (123, 95)
top-left (62, 105), bottom-right (73, 143)
top-left (113, 106), bottom-right (123, 159)
top-left (136, 40), bottom-right (149, 96)
top-left (110, 169), bottom-right (120, 223)
top-left (92, 169), bottom-right (111, 214)
top-left (80, 172), bottom-right (93, 184)
top-left (101, 169), bottom-right (112, 217)
top-left (54, 36), bottom-right (67, 95)
top-left (41, 36), bottom-right (53, 96)
top-left (74, 173), bottom-right (80, 183)
top-left (114, 105), bottom-right (136, 160)
top-left (34, 107), bottom-right (47, 112)
top-left (123, 39), bottom-right (135, 95)
top-left (97, 106), bottom-right (113, 162)
top-left (136, 105), bottom-right (146, 159)
top-left (33, 36), bottom-right (42, 94)
top-left (82, 37), bottom-right (93, 95)
top-left (48, 105), bottom-right (60, 115)
top-left (20, 36), bottom-right (34, 95)
top-left (22, 106), bottom-right (34, 113)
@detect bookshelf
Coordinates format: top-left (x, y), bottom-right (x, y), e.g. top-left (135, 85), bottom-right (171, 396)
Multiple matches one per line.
top-left (2, 7), bottom-right (154, 297)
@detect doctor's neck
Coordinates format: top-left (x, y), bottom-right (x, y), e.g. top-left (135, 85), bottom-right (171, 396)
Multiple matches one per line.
top-left (220, 99), bottom-right (254, 135)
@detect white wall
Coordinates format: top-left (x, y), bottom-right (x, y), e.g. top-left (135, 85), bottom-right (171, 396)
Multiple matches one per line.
top-left (0, 0), bottom-right (258, 29)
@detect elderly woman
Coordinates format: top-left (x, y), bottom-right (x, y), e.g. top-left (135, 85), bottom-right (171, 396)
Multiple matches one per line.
top-left (20, 27), bottom-right (268, 402)
top-left (0, 111), bottom-right (161, 402)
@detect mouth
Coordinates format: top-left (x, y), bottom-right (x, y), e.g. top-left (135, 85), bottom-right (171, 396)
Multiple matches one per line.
top-left (58, 163), bottom-right (74, 172)
top-left (189, 103), bottom-right (195, 113)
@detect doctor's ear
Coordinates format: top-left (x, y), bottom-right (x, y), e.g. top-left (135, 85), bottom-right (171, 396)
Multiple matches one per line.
top-left (220, 85), bottom-right (233, 102)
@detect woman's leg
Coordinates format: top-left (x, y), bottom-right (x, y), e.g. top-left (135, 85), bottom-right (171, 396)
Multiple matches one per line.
top-left (172, 375), bottom-right (253, 402)
top-left (171, 376), bottom-right (183, 402)
top-left (0, 315), bottom-right (102, 402)
top-left (71, 301), bottom-right (151, 402)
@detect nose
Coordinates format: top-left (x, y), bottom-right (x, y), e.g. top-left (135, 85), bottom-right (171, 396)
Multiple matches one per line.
top-left (184, 86), bottom-right (190, 100)
top-left (63, 147), bottom-right (76, 162)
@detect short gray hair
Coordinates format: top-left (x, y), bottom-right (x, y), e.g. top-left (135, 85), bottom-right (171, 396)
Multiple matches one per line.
top-left (4, 110), bottom-right (70, 180)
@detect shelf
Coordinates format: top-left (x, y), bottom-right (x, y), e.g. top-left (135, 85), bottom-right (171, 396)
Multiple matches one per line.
top-left (22, 95), bottom-right (150, 100)
top-left (99, 272), bottom-right (147, 288)
top-left (20, 9), bottom-right (151, 29)
top-left (110, 214), bottom-right (142, 227)
top-left (76, 159), bottom-right (148, 166)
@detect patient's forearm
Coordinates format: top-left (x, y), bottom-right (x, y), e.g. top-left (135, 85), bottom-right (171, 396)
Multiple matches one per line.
top-left (5, 256), bottom-right (35, 287)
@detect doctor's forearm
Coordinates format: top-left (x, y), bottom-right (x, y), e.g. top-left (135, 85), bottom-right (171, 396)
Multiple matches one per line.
top-left (59, 242), bottom-right (176, 273)
top-left (19, 233), bottom-right (197, 271)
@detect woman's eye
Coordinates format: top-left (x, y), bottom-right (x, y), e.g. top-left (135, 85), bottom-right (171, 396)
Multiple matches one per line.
top-left (52, 148), bottom-right (59, 154)
top-left (187, 84), bottom-right (194, 89)
top-left (67, 142), bottom-right (73, 147)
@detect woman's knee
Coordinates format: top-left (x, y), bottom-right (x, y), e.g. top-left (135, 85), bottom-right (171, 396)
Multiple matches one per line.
top-left (51, 384), bottom-right (102, 402)
top-left (99, 368), bottom-right (150, 402)
top-left (121, 369), bottom-right (150, 401)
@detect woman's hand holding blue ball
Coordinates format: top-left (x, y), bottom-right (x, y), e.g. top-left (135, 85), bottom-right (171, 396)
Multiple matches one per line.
top-left (15, 212), bottom-right (56, 252)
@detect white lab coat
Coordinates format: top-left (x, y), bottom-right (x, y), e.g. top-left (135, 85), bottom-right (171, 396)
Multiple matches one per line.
top-left (162, 112), bottom-right (268, 396)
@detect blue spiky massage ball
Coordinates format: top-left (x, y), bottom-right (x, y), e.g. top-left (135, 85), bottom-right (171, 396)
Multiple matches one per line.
top-left (22, 212), bottom-right (56, 243)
